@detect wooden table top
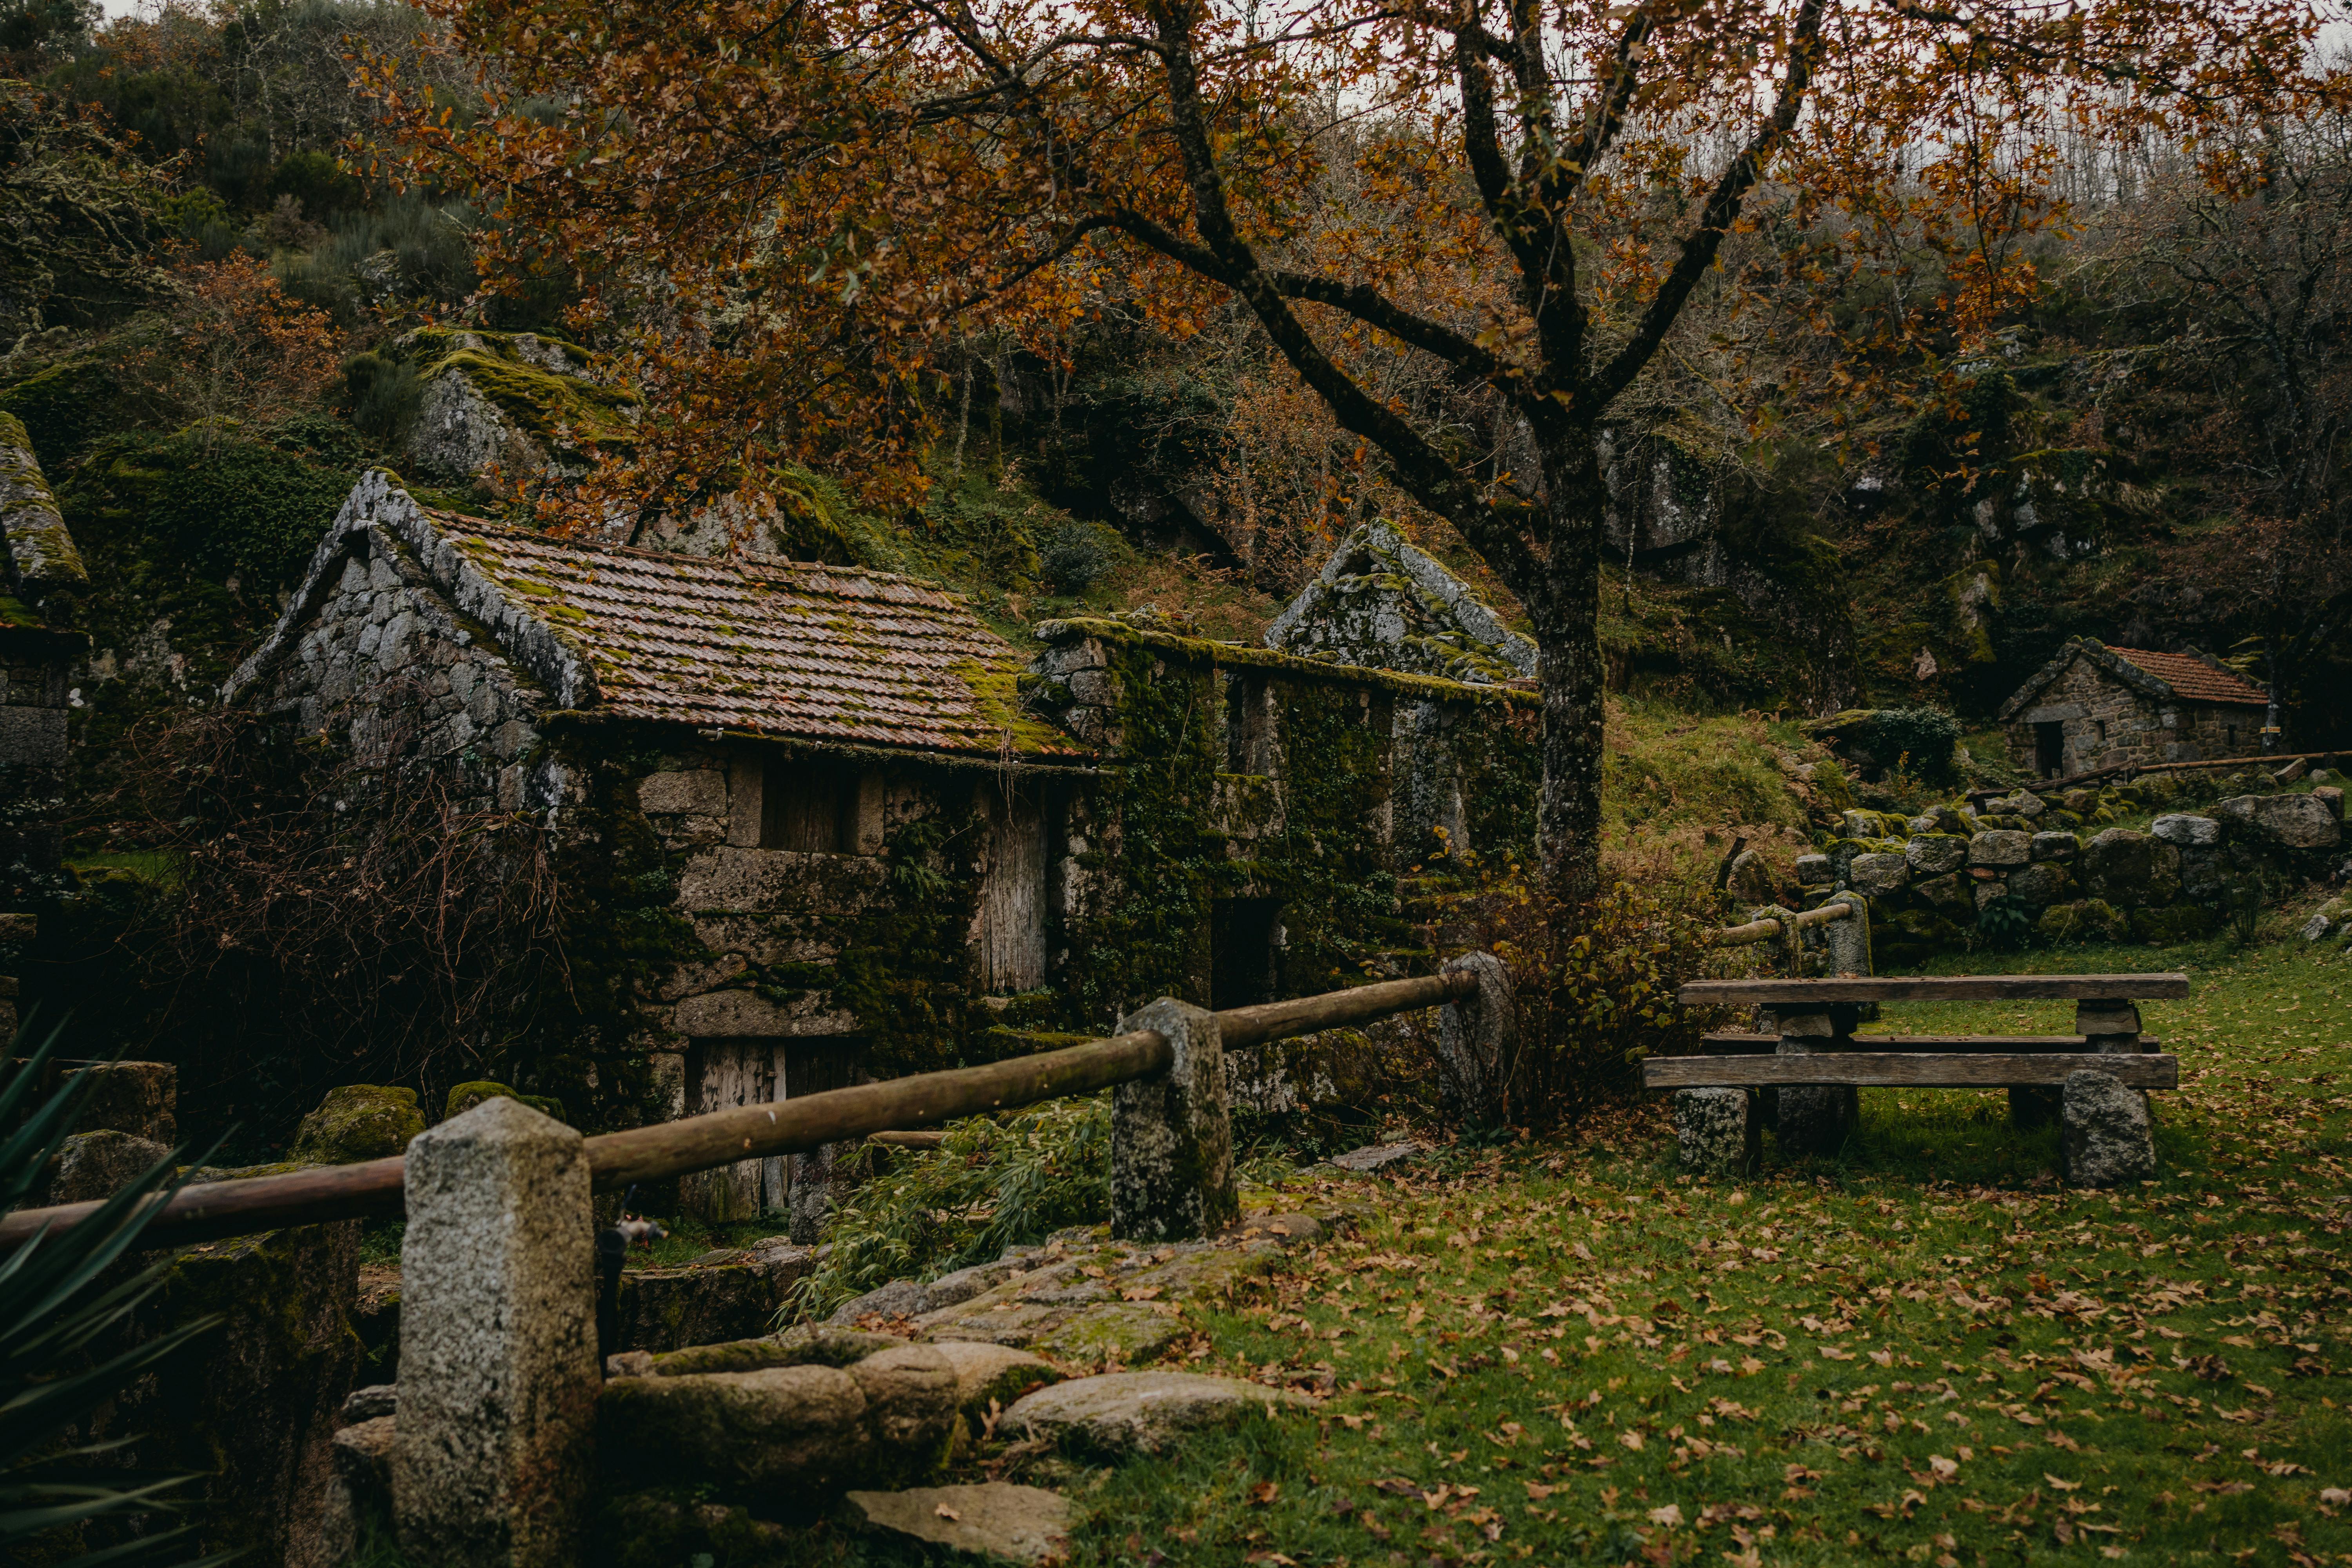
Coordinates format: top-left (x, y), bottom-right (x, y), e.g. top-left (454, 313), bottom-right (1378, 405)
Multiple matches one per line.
top-left (1677, 974), bottom-right (2190, 1005)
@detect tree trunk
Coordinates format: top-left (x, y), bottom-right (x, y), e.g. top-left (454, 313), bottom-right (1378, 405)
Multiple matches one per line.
top-left (1532, 427), bottom-right (1608, 906)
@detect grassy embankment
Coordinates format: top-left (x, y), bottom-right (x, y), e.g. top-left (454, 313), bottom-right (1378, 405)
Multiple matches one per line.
top-left (888, 935), bottom-right (2350, 1568)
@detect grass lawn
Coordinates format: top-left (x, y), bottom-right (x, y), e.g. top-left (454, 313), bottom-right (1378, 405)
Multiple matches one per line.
top-left (936, 935), bottom-right (2352, 1568)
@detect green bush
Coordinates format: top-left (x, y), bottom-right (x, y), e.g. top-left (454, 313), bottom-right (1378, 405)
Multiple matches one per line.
top-left (791, 1096), bottom-right (1112, 1319)
top-left (102, 425), bottom-right (359, 586)
top-left (1473, 878), bottom-right (1714, 1129)
top-left (341, 352), bottom-right (421, 445)
top-left (1042, 519), bottom-right (1120, 593)
top-left (1975, 893), bottom-right (2035, 951)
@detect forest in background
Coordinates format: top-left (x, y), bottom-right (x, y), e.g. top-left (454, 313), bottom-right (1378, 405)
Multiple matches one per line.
top-left (5, 0), bottom-right (2348, 764)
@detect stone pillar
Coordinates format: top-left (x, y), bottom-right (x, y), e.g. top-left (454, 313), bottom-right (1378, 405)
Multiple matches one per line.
top-left (1436, 951), bottom-right (1517, 1127)
top-left (1111, 998), bottom-right (1237, 1243)
top-left (1673, 1088), bottom-right (1759, 1174)
top-left (394, 1096), bottom-right (598, 1567)
top-left (1770, 1006), bottom-right (1857, 1156)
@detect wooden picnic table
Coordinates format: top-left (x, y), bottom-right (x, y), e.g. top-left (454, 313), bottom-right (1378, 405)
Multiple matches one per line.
top-left (1653, 971), bottom-right (2188, 1126)
top-left (1660, 971), bottom-right (2188, 1183)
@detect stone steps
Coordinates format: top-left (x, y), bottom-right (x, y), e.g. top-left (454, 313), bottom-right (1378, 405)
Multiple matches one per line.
top-left (324, 1202), bottom-right (1356, 1563)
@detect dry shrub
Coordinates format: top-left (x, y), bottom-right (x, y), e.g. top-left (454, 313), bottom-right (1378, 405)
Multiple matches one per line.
top-left (1458, 867), bottom-right (1720, 1131)
top-left (89, 695), bottom-right (561, 1138)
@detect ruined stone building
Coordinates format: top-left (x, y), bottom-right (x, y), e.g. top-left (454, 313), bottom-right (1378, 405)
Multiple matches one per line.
top-left (225, 474), bottom-right (1541, 1221)
top-left (1998, 637), bottom-right (2274, 778)
top-left (2, 412), bottom-right (88, 1029)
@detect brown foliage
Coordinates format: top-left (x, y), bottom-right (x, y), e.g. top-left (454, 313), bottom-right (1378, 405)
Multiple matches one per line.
top-left (165, 253), bottom-right (340, 447)
top-left (370, 0), bottom-right (2348, 900)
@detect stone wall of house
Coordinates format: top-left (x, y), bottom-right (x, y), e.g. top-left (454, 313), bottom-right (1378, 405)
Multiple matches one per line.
top-left (255, 524), bottom-right (560, 816)
top-left (621, 737), bottom-right (1078, 1227)
top-left (2002, 656), bottom-right (2264, 777)
top-left (1801, 773), bottom-right (2344, 962)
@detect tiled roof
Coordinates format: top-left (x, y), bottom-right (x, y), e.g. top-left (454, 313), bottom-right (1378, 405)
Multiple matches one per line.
top-left (427, 512), bottom-right (1085, 758)
top-left (2107, 646), bottom-right (2270, 708)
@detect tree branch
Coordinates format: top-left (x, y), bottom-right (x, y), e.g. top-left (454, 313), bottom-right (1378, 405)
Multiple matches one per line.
top-left (1590, 0), bottom-right (1824, 407)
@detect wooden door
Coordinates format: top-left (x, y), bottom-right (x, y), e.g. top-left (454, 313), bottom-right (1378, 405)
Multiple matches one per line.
top-left (979, 785), bottom-right (1048, 993)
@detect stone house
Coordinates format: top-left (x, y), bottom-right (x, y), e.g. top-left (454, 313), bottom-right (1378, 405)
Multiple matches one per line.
top-left (1998, 637), bottom-right (2272, 778)
top-left (224, 474), bottom-right (1540, 1223)
top-left (2, 411), bottom-right (88, 1025)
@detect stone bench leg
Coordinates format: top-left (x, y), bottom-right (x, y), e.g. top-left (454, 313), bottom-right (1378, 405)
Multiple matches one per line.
top-left (1766, 1010), bottom-right (1856, 1157)
top-left (2062, 1068), bottom-right (2156, 1187)
top-left (1673, 1088), bottom-right (1759, 1175)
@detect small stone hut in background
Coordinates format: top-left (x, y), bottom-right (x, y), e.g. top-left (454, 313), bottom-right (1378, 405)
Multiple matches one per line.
top-left (223, 475), bottom-right (1540, 1224)
top-left (1998, 637), bottom-right (2272, 778)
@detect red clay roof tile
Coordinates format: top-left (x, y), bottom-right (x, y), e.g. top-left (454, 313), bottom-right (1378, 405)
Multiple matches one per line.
top-left (423, 512), bottom-right (1085, 758)
top-left (2106, 646), bottom-right (2269, 708)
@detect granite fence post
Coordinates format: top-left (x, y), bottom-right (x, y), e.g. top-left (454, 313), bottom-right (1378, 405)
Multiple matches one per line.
top-left (392, 1096), bottom-right (598, 1567)
top-left (1111, 998), bottom-right (1238, 1243)
top-left (1818, 891), bottom-right (1871, 978)
top-left (1436, 951), bottom-right (1518, 1127)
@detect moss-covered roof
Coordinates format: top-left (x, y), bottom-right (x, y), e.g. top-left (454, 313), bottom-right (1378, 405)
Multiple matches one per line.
top-left (425, 509), bottom-right (1087, 758)
top-left (0, 409), bottom-right (87, 593)
top-left (1035, 615), bottom-right (1542, 709)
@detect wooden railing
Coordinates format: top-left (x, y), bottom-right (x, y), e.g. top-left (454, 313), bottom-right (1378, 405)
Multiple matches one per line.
top-left (1713, 900), bottom-right (1855, 948)
top-left (0, 969), bottom-right (1477, 1250)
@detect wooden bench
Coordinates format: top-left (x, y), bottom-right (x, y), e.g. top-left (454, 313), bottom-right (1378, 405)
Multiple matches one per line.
top-left (1655, 973), bottom-right (2189, 1182)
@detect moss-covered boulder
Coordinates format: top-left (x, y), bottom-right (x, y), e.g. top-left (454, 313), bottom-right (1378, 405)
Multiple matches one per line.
top-left (396, 327), bottom-right (637, 483)
top-left (635, 1325), bottom-right (902, 1379)
top-left (444, 1080), bottom-right (567, 1123)
top-left (2036, 899), bottom-right (2129, 944)
top-left (590, 1488), bottom-right (790, 1568)
top-left (599, 1343), bottom-right (959, 1503)
top-left (288, 1085), bottom-right (424, 1165)
top-left (2130, 904), bottom-right (2217, 945)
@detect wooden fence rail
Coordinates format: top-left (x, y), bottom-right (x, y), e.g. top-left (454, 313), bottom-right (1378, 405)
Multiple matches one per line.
top-left (0, 969), bottom-right (1477, 1251)
top-left (1712, 900), bottom-right (1855, 948)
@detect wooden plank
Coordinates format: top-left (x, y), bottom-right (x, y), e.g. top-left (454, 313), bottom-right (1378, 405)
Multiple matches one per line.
top-left (1679, 974), bottom-right (2189, 1004)
top-left (1645, 1053), bottom-right (2178, 1089)
top-left (1700, 1033), bottom-right (2161, 1055)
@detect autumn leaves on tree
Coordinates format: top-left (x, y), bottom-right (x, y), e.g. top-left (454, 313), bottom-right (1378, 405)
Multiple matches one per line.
top-left (384, 0), bottom-right (2345, 902)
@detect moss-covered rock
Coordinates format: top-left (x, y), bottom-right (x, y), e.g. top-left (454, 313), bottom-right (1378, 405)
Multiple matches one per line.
top-left (1029, 1301), bottom-right (1188, 1367)
top-left (2036, 899), bottom-right (2130, 944)
top-left (641, 1325), bottom-right (900, 1378)
top-left (2130, 904), bottom-right (2218, 945)
top-left (598, 1343), bottom-right (958, 1503)
top-left (443, 1080), bottom-right (567, 1123)
top-left (589, 1486), bottom-right (789, 1568)
top-left (288, 1085), bottom-right (424, 1165)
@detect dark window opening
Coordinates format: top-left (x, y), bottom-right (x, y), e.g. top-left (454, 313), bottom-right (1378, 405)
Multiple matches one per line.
top-left (1210, 897), bottom-right (1281, 1010)
top-left (1225, 673), bottom-right (1274, 774)
top-left (763, 756), bottom-right (860, 853)
top-left (2095, 719), bottom-right (2108, 744)
top-left (2034, 721), bottom-right (2065, 777)
top-left (2226, 723), bottom-right (2238, 751)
